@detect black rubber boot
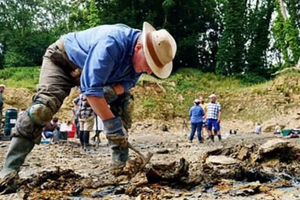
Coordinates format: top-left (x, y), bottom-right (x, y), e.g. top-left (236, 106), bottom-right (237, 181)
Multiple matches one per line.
top-left (210, 135), bottom-right (214, 142)
top-left (0, 137), bottom-right (35, 178)
top-left (83, 131), bottom-right (90, 150)
top-left (0, 137), bottom-right (35, 194)
top-left (79, 131), bottom-right (84, 148)
top-left (218, 135), bottom-right (222, 141)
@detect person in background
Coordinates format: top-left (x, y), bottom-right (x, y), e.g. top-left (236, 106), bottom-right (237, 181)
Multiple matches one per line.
top-left (255, 123), bottom-right (262, 135)
top-left (188, 99), bottom-right (205, 143)
top-left (199, 96), bottom-right (208, 139)
top-left (273, 123), bottom-right (281, 134)
top-left (206, 94), bottom-right (222, 142)
top-left (0, 84), bottom-right (5, 132)
top-left (58, 120), bottom-right (73, 141)
top-left (72, 98), bottom-right (80, 138)
top-left (42, 117), bottom-right (59, 140)
top-left (92, 115), bottom-right (104, 147)
top-left (73, 94), bottom-right (95, 150)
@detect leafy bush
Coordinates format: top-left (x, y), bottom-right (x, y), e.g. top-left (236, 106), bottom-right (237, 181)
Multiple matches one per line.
top-left (234, 73), bottom-right (267, 85)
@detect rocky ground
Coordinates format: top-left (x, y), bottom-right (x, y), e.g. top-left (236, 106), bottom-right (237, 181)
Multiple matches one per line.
top-left (0, 121), bottom-right (300, 200)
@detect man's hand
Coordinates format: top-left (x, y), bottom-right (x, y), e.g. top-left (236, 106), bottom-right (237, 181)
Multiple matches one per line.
top-left (103, 117), bottom-right (127, 148)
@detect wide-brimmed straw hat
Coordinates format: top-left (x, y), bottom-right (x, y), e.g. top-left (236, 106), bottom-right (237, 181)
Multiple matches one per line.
top-left (142, 22), bottom-right (177, 79)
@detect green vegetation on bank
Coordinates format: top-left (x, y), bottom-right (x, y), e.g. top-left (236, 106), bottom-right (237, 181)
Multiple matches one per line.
top-left (2, 66), bottom-right (297, 123)
top-left (1, 66), bottom-right (267, 91)
top-left (0, 67), bottom-right (40, 90)
top-left (136, 68), bottom-right (274, 120)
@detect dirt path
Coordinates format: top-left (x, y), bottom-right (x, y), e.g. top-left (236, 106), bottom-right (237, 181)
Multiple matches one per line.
top-left (0, 129), bottom-right (299, 199)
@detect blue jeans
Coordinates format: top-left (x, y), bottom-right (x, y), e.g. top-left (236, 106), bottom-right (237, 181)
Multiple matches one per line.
top-left (43, 131), bottom-right (54, 138)
top-left (189, 122), bottom-right (203, 141)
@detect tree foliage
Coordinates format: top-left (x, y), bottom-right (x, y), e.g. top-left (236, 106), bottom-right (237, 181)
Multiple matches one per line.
top-left (0, 0), bottom-right (299, 79)
top-left (0, 0), bottom-right (69, 67)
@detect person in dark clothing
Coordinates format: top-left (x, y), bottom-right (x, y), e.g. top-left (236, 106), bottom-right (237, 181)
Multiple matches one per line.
top-left (42, 117), bottom-right (59, 139)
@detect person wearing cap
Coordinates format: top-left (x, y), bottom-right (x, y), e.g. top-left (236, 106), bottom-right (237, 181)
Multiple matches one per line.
top-left (188, 99), bottom-right (205, 143)
top-left (0, 22), bottom-right (177, 192)
top-left (206, 94), bottom-right (222, 142)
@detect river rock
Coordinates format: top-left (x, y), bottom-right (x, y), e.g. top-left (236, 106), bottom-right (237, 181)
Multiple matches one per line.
top-left (238, 181), bottom-right (261, 191)
top-left (206, 155), bottom-right (239, 165)
top-left (259, 139), bottom-right (289, 154)
top-left (237, 146), bottom-right (249, 160)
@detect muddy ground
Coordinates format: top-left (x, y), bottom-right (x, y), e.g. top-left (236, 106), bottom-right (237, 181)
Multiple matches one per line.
top-left (0, 122), bottom-right (300, 200)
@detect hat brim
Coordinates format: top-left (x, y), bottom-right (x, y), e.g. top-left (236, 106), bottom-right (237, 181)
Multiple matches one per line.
top-left (142, 22), bottom-right (173, 79)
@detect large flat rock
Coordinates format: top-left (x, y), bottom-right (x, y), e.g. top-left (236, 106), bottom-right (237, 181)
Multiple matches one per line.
top-left (259, 139), bottom-right (289, 154)
top-left (206, 155), bottom-right (239, 165)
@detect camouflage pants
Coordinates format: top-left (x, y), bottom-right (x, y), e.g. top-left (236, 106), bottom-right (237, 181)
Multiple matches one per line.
top-left (12, 42), bottom-right (78, 144)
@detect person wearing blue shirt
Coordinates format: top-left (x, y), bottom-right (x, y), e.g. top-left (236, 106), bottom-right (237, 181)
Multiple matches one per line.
top-left (0, 22), bottom-right (177, 191)
top-left (189, 99), bottom-right (205, 143)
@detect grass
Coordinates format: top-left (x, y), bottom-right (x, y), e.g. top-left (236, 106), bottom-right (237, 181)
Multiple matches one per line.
top-left (136, 69), bottom-right (256, 120)
top-left (136, 68), bottom-right (294, 122)
top-left (2, 66), bottom-right (297, 123)
top-left (166, 68), bottom-right (245, 94)
top-left (0, 67), bottom-right (40, 90)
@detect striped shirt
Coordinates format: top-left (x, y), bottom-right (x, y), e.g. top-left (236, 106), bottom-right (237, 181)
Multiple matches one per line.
top-left (73, 94), bottom-right (95, 119)
top-left (207, 102), bottom-right (221, 119)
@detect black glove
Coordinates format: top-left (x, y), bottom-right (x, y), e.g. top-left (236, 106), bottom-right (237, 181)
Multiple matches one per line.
top-left (103, 86), bottom-right (118, 103)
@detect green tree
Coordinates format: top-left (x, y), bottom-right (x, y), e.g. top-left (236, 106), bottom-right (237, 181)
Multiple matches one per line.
top-left (216, 0), bottom-right (247, 75)
top-left (272, 0), bottom-right (300, 68)
top-left (0, 0), bottom-right (70, 67)
top-left (86, 0), bottom-right (101, 28)
top-left (0, 44), bottom-right (4, 69)
top-left (93, 0), bottom-right (221, 72)
top-left (245, 0), bottom-right (275, 77)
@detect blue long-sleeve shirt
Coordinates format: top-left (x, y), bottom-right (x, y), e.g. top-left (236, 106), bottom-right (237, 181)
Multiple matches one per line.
top-left (189, 105), bottom-right (205, 123)
top-left (62, 24), bottom-right (142, 97)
